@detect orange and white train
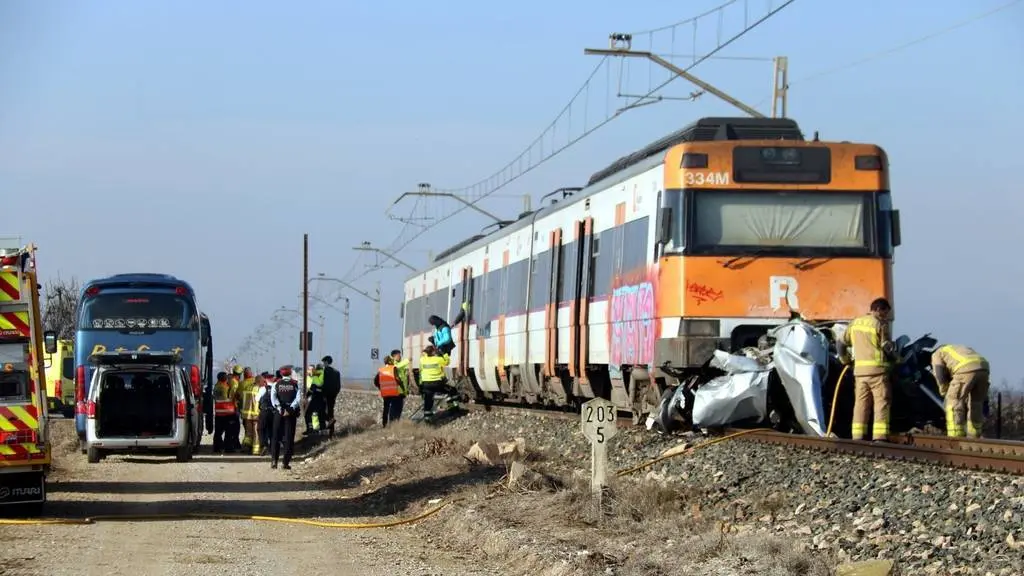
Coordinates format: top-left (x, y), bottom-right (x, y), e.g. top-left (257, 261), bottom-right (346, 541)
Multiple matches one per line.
top-left (0, 241), bottom-right (51, 512)
top-left (400, 117), bottom-right (901, 420)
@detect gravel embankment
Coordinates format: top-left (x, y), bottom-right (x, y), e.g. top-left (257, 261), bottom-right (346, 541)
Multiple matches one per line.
top-left (336, 390), bottom-right (1024, 575)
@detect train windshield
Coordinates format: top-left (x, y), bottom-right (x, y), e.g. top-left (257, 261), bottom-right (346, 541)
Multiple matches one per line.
top-left (668, 190), bottom-right (884, 257)
top-left (80, 292), bottom-right (196, 330)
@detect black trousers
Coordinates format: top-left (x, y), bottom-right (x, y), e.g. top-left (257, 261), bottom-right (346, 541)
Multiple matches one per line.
top-left (382, 396), bottom-right (405, 427)
top-left (421, 379), bottom-right (455, 414)
top-left (227, 414), bottom-right (241, 450)
top-left (324, 390), bottom-right (338, 425)
top-left (213, 415), bottom-right (233, 452)
top-left (271, 411), bottom-right (297, 466)
top-left (258, 409), bottom-right (274, 450)
top-left (305, 393), bottom-right (326, 431)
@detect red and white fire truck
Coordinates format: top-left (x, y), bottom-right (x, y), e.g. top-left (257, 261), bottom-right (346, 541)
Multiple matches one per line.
top-left (0, 241), bottom-right (51, 513)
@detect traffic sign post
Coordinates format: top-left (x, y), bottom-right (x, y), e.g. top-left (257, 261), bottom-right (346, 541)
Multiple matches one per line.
top-left (581, 397), bottom-right (618, 511)
top-left (370, 347), bottom-right (380, 360)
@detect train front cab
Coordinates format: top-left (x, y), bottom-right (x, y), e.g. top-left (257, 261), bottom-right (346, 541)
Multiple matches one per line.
top-left (647, 138), bottom-right (901, 410)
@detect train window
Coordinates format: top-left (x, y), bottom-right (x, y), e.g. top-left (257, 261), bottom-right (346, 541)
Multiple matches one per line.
top-left (497, 267), bottom-right (509, 316)
top-left (449, 282), bottom-right (461, 320)
top-left (592, 228), bottom-right (614, 299)
top-left (528, 251), bottom-right (551, 310)
top-left (505, 260), bottom-right (528, 316)
top-left (621, 217), bottom-right (651, 274)
top-left (558, 242), bottom-right (578, 303)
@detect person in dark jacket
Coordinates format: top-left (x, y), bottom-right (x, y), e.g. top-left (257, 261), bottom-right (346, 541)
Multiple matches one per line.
top-left (427, 303), bottom-right (468, 355)
top-left (320, 355), bottom-right (342, 433)
top-left (257, 371), bottom-right (276, 456)
top-left (270, 366), bottom-right (302, 469)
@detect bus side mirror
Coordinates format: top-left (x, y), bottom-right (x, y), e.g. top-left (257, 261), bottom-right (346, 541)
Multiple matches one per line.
top-left (657, 206), bottom-right (672, 245)
top-left (891, 210), bottom-right (901, 247)
top-left (43, 331), bottom-right (58, 354)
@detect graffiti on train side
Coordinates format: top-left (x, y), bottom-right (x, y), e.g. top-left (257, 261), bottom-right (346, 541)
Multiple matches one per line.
top-left (609, 281), bottom-right (656, 366)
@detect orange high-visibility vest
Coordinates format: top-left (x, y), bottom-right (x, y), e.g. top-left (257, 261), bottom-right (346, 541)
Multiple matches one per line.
top-left (213, 381), bottom-right (237, 416)
top-left (377, 365), bottom-right (402, 398)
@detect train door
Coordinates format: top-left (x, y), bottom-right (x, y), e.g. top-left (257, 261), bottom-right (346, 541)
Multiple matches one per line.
top-left (544, 230), bottom-right (562, 379)
top-left (458, 266), bottom-right (473, 378)
top-left (572, 217), bottom-right (595, 396)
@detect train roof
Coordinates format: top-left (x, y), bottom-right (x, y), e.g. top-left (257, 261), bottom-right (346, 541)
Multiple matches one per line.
top-left (585, 116), bottom-right (804, 186)
top-left (410, 117), bottom-right (806, 281)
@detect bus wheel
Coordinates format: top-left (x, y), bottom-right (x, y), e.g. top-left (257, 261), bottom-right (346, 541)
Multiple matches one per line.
top-left (87, 447), bottom-right (103, 464)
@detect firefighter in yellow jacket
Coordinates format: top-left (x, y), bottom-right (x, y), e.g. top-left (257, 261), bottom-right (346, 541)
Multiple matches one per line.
top-left (240, 373), bottom-right (263, 453)
top-left (932, 344), bottom-right (990, 438)
top-left (838, 298), bottom-right (895, 442)
top-left (418, 345), bottom-right (458, 423)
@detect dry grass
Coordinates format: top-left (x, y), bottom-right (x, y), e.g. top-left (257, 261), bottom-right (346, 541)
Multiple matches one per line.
top-left (302, 418), bottom-right (836, 576)
top-left (48, 419), bottom-right (81, 474)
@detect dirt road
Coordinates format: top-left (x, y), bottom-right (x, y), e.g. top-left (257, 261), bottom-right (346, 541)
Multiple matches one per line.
top-left (0, 420), bottom-right (498, 576)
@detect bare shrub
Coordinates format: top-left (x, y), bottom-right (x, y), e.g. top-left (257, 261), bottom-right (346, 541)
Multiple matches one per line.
top-left (41, 276), bottom-right (81, 339)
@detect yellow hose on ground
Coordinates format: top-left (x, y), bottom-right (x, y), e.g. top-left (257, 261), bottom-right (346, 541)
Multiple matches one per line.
top-left (615, 428), bottom-right (775, 477)
top-left (0, 499), bottom-right (455, 528)
top-left (826, 365), bottom-right (850, 437)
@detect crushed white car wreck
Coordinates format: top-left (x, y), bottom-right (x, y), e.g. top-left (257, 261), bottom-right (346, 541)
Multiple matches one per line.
top-left (651, 316), bottom-right (947, 438)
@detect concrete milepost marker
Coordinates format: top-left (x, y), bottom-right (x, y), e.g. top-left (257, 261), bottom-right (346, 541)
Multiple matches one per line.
top-left (581, 397), bottom-right (618, 506)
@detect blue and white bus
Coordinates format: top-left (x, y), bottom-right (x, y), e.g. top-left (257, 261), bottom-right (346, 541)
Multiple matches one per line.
top-left (73, 273), bottom-right (213, 443)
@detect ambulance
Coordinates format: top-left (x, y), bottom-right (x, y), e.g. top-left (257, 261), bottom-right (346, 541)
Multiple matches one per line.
top-left (43, 337), bottom-right (75, 418)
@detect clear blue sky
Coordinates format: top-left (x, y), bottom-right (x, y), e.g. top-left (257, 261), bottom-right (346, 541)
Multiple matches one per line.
top-left (1, 0), bottom-right (1021, 383)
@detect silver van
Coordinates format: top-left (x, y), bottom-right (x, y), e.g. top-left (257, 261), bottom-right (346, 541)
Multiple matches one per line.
top-left (84, 351), bottom-right (201, 463)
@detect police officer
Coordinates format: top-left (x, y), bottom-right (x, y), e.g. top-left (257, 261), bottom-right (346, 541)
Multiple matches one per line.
top-left (256, 371), bottom-right (277, 456)
top-left (931, 344), bottom-right (991, 438)
top-left (837, 297), bottom-right (895, 442)
top-left (270, 365), bottom-right (303, 469)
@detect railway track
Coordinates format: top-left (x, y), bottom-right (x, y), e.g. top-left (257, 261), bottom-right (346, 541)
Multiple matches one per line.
top-left (342, 389), bottom-right (1024, 475)
top-left (728, 428), bottom-right (1024, 476)
top-left (456, 397), bottom-right (1024, 476)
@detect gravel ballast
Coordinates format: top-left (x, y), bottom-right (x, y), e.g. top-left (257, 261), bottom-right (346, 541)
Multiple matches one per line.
top-left (336, 390), bottom-right (1024, 575)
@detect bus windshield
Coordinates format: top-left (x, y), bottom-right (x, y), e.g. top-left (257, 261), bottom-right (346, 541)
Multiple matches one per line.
top-left (80, 292), bottom-right (196, 330)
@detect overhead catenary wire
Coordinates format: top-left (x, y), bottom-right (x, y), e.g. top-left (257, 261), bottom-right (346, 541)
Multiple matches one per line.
top-left (382, 0), bottom-right (799, 256)
top-left (749, 0), bottom-right (1023, 112)
top-left (793, 0), bottom-right (1022, 86)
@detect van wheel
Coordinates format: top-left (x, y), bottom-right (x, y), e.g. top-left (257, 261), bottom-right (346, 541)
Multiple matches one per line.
top-left (176, 443), bottom-right (192, 462)
top-left (87, 447), bottom-right (102, 464)
top-left (177, 431), bottom-right (193, 462)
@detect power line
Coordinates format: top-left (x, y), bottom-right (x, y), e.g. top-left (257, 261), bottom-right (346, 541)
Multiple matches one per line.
top-left (757, 0), bottom-right (1023, 106)
top-left (383, 0), bottom-right (799, 255)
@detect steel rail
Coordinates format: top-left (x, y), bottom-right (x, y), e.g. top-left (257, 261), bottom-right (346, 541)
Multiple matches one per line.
top-left (727, 428), bottom-right (1024, 475)
top-left (885, 433), bottom-right (1024, 458)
